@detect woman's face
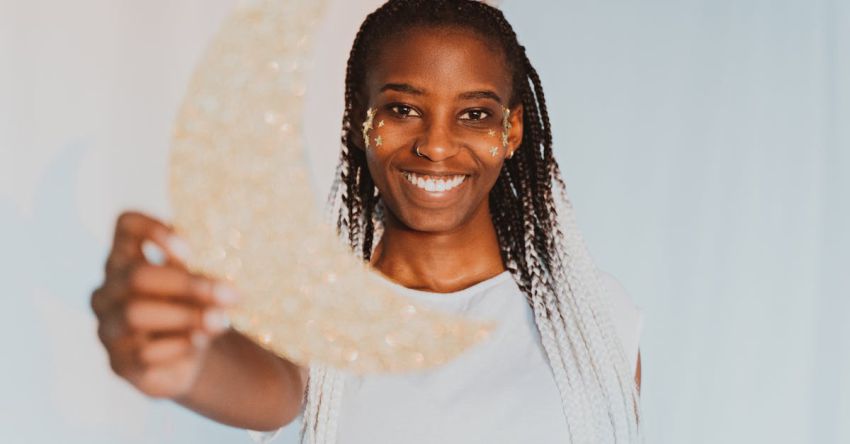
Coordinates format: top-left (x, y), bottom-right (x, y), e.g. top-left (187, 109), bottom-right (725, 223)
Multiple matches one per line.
top-left (361, 26), bottom-right (523, 233)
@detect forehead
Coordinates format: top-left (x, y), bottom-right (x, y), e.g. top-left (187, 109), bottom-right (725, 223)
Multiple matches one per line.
top-left (365, 26), bottom-right (512, 100)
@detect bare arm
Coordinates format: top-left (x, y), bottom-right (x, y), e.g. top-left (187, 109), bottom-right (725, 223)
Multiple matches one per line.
top-left (175, 330), bottom-right (308, 431)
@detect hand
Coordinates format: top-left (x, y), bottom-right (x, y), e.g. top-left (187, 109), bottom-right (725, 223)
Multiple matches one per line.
top-left (90, 211), bottom-right (240, 399)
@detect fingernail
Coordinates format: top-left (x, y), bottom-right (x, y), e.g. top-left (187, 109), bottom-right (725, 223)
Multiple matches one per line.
top-left (191, 330), bottom-right (209, 348)
top-left (166, 235), bottom-right (192, 263)
top-left (141, 240), bottom-right (166, 265)
top-left (203, 309), bottom-right (231, 332)
top-left (213, 283), bottom-right (239, 305)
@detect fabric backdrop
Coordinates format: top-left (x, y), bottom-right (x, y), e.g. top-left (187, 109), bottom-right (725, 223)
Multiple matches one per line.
top-left (1, 0), bottom-right (847, 443)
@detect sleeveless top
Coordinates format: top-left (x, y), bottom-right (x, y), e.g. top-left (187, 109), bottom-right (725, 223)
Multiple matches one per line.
top-left (248, 270), bottom-right (643, 443)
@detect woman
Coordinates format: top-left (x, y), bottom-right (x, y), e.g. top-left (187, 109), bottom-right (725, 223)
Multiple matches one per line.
top-left (90, 1), bottom-right (643, 443)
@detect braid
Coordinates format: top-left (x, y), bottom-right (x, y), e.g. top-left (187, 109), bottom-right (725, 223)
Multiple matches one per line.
top-left (311, 1), bottom-right (641, 443)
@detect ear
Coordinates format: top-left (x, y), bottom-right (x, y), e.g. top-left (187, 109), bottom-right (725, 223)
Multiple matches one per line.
top-left (506, 104), bottom-right (524, 156)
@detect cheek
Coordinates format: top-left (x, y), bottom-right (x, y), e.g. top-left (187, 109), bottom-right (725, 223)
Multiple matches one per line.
top-left (365, 119), bottom-right (507, 162)
top-left (363, 124), bottom-right (401, 185)
top-left (471, 127), bottom-right (506, 161)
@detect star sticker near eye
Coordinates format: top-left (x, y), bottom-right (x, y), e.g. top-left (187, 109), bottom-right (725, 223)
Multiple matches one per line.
top-left (375, 135), bottom-right (383, 147)
top-left (487, 129), bottom-right (496, 137)
top-left (378, 120), bottom-right (385, 128)
top-left (489, 146), bottom-right (499, 157)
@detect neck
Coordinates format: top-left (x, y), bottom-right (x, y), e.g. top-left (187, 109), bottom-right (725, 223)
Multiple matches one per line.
top-left (369, 201), bottom-right (506, 293)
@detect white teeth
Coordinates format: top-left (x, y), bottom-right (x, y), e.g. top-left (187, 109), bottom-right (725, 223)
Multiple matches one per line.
top-left (403, 172), bottom-right (466, 192)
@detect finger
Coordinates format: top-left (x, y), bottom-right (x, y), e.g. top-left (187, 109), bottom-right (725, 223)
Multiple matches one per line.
top-left (137, 334), bottom-right (195, 366)
top-left (125, 263), bottom-right (239, 307)
top-left (97, 311), bottom-right (132, 346)
top-left (125, 299), bottom-right (204, 332)
top-left (141, 239), bottom-right (191, 270)
top-left (90, 286), bottom-right (111, 318)
top-left (130, 357), bottom-right (200, 399)
top-left (108, 212), bottom-right (169, 272)
top-left (107, 211), bottom-right (190, 273)
top-left (99, 323), bottom-right (145, 377)
top-left (125, 300), bottom-right (231, 335)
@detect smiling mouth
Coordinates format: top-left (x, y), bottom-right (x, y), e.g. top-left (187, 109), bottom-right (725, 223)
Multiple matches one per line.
top-left (401, 171), bottom-right (468, 193)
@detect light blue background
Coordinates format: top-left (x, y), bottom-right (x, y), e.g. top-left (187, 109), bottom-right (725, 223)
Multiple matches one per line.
top-left (1, 0), bottom-right (847, 443)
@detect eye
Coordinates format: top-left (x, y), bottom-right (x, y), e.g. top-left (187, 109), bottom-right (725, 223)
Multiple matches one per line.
top-left (459, 109), bottom-right (491, 121)
top-left (390, 104), bottom-right (421, 118)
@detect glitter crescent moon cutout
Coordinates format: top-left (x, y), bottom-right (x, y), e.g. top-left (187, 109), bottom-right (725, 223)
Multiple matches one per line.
top-left (168, 0), bottom-right (495, 374)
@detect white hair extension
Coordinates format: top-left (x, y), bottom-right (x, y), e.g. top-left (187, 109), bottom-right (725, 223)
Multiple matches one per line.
top-left (555, 183), bottom-right (642, 441)
top-left (514, 165), bottom-right (595, 441)
top-left (324, 367), bottom-right (346, 441)
top-left (315, 367), bottom-right (334, 443)
top-left (299, 365), bottom-right (323, 443)
top-left (554, 175), bottom-right (641, 434)
top-left (300, 364), bottom-right (347, 444)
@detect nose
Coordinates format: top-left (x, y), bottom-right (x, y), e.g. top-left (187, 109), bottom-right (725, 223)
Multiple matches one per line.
top-left (415, 118), bottom-right (460, 162)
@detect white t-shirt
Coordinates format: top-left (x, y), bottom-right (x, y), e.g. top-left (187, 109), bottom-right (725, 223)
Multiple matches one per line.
top-left (248, 270), bottom-right (642, 443)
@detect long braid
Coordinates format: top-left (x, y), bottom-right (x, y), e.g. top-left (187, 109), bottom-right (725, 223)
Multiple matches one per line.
top-left (308, 1), bottom-right (641, 443)
top-left (520, 52), bottom-right (625, 437)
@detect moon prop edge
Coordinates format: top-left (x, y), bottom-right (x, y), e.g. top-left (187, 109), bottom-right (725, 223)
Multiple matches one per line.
top-left (168, 0), bottom-right (495, 374)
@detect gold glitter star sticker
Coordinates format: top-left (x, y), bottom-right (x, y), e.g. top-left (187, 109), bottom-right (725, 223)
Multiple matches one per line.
top-left (378, 120), bottom-right (385, 128)
top-left (487, 129), bottom-right (496, 137)
top-left (363, 108), bottom-right (375, 131)
top-left (489, 146), bottom-right (499, 157)
top-left (501, 107), bottom-right (511, 148)
top-left (362, 107), bottom-right (376, 149)
top-left (375, 135), bottom-right (383, 147)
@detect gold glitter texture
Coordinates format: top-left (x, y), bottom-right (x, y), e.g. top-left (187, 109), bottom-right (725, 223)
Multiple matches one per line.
top-left (169, 0), bottom-right (495, 374)
top-left (501, 107), bottom-right (511, 150)
top-left (362, 107), bottom-right (376, 149)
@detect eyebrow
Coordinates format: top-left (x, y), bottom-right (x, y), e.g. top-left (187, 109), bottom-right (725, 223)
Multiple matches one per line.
top-left (458, 90), bottom-right (503, 104)
top-left (380, 83), bottom-right (425, 95)
top-left (379, 83), bottom-right (503, 104)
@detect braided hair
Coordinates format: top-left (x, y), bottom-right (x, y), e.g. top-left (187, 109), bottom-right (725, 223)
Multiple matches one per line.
top-left (303, 1), bottom-right (641, 443)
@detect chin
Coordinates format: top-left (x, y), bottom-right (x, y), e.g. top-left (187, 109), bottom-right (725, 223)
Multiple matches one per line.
top-left (393, 206), bottom-right (468, 233)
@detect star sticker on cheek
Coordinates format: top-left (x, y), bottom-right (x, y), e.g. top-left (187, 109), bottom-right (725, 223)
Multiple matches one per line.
top-left (375, 135), bottom-right (383, 147)
top-left (489, 146), bottom-right (499, 157)
top-left (487, 129), bottom-right (496, 137)
top-left (378, 120), bottom-right (385, 128)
